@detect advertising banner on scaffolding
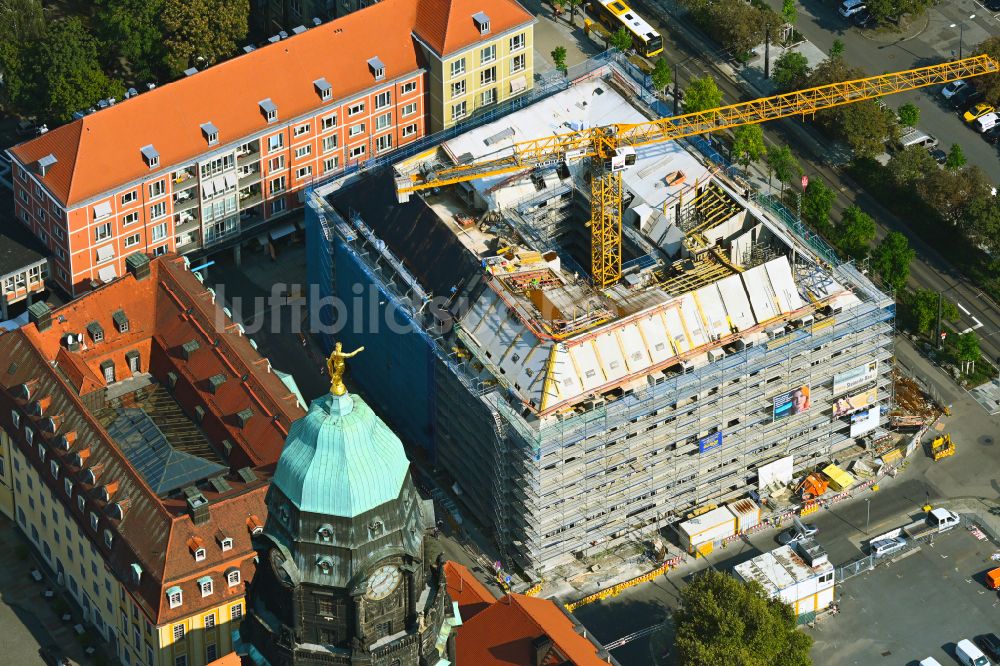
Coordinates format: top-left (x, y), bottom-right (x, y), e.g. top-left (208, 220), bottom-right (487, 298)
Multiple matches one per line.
top-left (831, 387), bottom-right (878, 419)
top-left (698, 432), bottom-right (723, 452)
top-left (773, 385), bottom-right (811, 421)
top-left (833, 361), bottom-right (879, 396)
top-left (850, 407), bottom-right (880, 437)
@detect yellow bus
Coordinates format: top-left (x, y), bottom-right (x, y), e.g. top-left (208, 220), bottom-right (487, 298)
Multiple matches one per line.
top-left (589, 0), bottom-right (663, 57)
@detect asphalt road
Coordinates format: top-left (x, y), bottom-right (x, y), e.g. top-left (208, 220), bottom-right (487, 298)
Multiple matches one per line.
top-left (629, 0), bottom-right (1000, 366)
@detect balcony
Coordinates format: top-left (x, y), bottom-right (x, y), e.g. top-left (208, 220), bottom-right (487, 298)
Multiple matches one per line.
top-left (173, 189), bottom-right (199, 212)
top-left (172, 166), bottom-right (198, 191)
top-left (239, 185), bottom-right (262, 209)
top-left (239, 204), bottom-right (264, 231)
top-left (236, 141), bottom-right (261, 166)
top-left (238, 165), bottom-right (261, 188)
top-left (174, 209), bottom-right (199, 232)
top-left (175, 229), bottom-right (201, 250)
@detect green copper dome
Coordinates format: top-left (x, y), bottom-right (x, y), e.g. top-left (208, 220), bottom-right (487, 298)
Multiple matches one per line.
top-left (272, 392), bottom-right (411, 518)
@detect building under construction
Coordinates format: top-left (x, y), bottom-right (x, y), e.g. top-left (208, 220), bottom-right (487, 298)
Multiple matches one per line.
top-left (305, 57), bottom-right (894, 577)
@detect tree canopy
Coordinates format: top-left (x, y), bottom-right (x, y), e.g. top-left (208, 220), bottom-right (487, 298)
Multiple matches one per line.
top-left (732, 124), bottom-right (766, 169)
top-left (897, 102), bottom-right (920, 128)
top-left (802, 179), bottom-right (836, 232)
top-left (551, 46), bottom-right (568, 73)
top-left (872, 231), bottom-right (915, 292)
top-left (772, 50), bottom-right (810, 92)
top-left (162, 0), bottom-right (249, 76)
top-left (685, 75), bottom-right (723, 113)
top-left (975, 37), bottom-right (1000, 105)
top-left (609, 26), bottom-right (633, 51)
top-left (766, 144), bottom-right (801, 194)
top-left (944, 143), bottom-right (966, 171)
top-left (808, 55), bottom-right (898, 155)
top-left (651, 58), bottom-right (672, 92)
top-left (95, 0), bottom-right (165, 81)
top-left (836, 205), bottom-right (877, 260)
top-left (674, 569), bottom-right (814, 666)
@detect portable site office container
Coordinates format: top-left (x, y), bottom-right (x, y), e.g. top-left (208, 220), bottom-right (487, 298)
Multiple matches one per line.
top-left (678, 506), bottom-right (737, 553)
top-left (733, 545), bottom-right (835, 616)
top-left (727, 498), bottom-right (761, 532)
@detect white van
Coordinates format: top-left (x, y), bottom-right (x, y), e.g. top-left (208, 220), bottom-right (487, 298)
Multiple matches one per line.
top-left (919, 658), bottom-right (943, 666)
top-left (839, 0), bottom-right (866, 17)
top-left (975, 113), bottom-right (999, 133)
top-left (897, 129), bottom-right (938, 150)
top-left (956, 638), bottom-right (991, 666)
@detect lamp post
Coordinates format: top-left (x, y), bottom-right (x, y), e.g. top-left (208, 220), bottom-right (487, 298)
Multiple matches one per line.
top-left (865, 498), bottom-right (871, 535)
top-left (950, 15), bottom-right (976, 60)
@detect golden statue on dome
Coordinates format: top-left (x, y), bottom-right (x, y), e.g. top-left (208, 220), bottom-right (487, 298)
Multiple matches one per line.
top-left (327, 342), bottom-right (364, 396)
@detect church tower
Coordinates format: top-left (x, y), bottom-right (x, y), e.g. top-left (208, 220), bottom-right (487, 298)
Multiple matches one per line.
top-left (239, 344), bottom-right (450, 665)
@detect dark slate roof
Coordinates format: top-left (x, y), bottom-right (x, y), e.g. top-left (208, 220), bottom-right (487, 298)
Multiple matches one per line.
top-left (327, 174), bottom-right (479, 298)
top-left (106, 408), bottom-right (228, 496)
top-left (0, 215), bottom-right (47, 277)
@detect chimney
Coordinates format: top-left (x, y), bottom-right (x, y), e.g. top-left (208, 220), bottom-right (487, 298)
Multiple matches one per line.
top-left (125, 252), bottom-right (151, 280)
top-left (37, 154), bottom-right (58, 177)
top-left (532, 636), bottom-right (552, 666)
top-left (28, 302), bottom-right (52, 331)
top-left (186, 492), bottom-right (211, 525)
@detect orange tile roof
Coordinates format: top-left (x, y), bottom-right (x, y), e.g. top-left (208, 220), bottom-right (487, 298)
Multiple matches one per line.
top-left (455, 593), bottom-right (612, 666)
top-left (207, 652), bottom-right (242, 666)
top-left (444, 561), bottom-right (496, 620)
top-left (8, 0), bottom-right (532, 207)
top-left (414, 0), bottom-right (533, 56)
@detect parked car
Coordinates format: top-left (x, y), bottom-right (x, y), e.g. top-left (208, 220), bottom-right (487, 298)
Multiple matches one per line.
top-left (777, 522), bottom-right (818, 545)
top-left (985, 0), bottom-right (1000, 11)
top-left (983, 125), bottom-right (1000, 144)
top-left (839, 0), bottom-right (866, 17)
top-left (869, 535), bottom-right (907, 557)
top-left (965, 102), bottom-right (996, 123)
top-left (975, 112), bottom-right (999, 133)
top-left (975, 633), bottom-right (1000, 661)
top-left (851, 8), bottom-right (876, 28)
top-left (942, 79), bottom-right (969, 100)
top-left (928, 147), bottom-right (948, 164)
top-left (956, 638), bottom-right (991, 666)
top-left (953, 89), bottom-right (986, 112)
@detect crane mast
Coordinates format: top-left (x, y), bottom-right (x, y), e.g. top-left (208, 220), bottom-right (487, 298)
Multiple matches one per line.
top-left (395, 55), bottom-right (1000, 288)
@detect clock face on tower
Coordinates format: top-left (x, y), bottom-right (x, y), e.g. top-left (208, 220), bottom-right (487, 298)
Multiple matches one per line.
top-left (366, 564), bottom-right (402, 600)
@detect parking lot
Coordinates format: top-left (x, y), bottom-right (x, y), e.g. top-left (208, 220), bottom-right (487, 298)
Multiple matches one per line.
top-left (812, 526), bottom-right (1000, 665)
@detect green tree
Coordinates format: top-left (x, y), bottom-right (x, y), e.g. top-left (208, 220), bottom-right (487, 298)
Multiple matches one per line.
top-left (963, 192), bottom-right (1000, 257)
top-left (732, 124), bottom-right (766, 172)
top-left (96, 0), bottom-right (165, 81)
top-left (829, 39), bottom-right (845, 60)
top-left (609, 26), bottom-right (633, 52)
top-left (905, 289), bottom-right (939, 334)
top-left (0, 0), bottom-right (45, 111)
top-left (684, 75), bottom-right (723, 113)
top-left (162, 0), bottom-right (249, 76)
top-left (674, 569), bottom-right (814, 666)
top-left (801, 179), bottom-right (836, 231)
top-left (551, 45), bottom-right (568, 73)
top-left (835, 206), bottom-right (877, 260)
top-left (956, 331), bottom-right (982, 371)
top-left (887, 145), bottom-right (938, 189)
top-left (945, 143), bottom-right (966, 171)
top-left (781, 0), bottom-right (797, 25)
top-left (27, 17), bottom-right (123, 122)
top-left (838, 100), bottom-right (898, 157)
top-left (651, 58), bottom-right (672, 93)
top-left (872, 231), bottom-right (915, 292)
top-left (0, 0), bottom-right (45, 42)
top-left (897, 102), bottom-right (920, 128)
top-left (975, 37), bottom-right (1000, 105)
top-left (766, 144), bottom-right (801, 196)
top-left (772, 50), bottom-right (810, 92)
top-left (918, 165), bottom-right (992, 225)
top-left (565, 0), bottom-right (583, 25)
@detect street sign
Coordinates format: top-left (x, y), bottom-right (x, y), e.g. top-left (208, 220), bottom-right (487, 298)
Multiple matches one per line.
top-left (801, 175), bottom-right (809, 191)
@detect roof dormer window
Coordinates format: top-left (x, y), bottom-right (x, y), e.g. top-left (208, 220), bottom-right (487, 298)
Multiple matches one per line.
top-left (198, 576), bottom-right (213, 597)
top-left (317, 524), bottom-right (333, 542)
top-left (37, 154), bottom-right (57, 177)
top-left (226, 568), bottom-right (241, 587)
top-left (166, 586), bottom-right (182, 609)
top-left (473, 11), bottom-right (490, 34)
top-left (130, 563), bottom-right (142, 586)
top-left (140, 144), bottom-right (159, 169)
top-left (221, 537), bottom-right (233, 552)
top-left (200, 122), bottom-right (219, 146)
top-left (314, 77), bottom-right (332, 101)
top-left (259, 98), bottom-right (278, 123)
top-left (113, 310), bottom-right (129, 333)
top-left (195, 547), bottom-right (206, 561)
top-left (189, 536), bottom-right (206, 561)
top-left (367, 57), bottom-right (385, 81)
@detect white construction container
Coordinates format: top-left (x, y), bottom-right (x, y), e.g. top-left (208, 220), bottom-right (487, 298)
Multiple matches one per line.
top-left (679, 506), bottom-right (737, 553)
top-left (733, 545), bottom-right (835, 616)
top-left (727, 498), bottom-right (761, 533)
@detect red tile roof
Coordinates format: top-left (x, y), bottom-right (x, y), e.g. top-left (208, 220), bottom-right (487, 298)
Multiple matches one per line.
top-left (414, 0), bottom-right (533, 56)
top-left (7, 0), bottom-right (532, 207)
top-left (455, 593), bottom-right (612, 666)
top-left (444, 561), bottom-right (496, 620)
top-left (0, 254), bottom-right (305, 625)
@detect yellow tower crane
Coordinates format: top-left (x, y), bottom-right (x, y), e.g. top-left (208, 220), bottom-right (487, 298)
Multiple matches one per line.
top-left (396, 55), bottom-right (1000, 289)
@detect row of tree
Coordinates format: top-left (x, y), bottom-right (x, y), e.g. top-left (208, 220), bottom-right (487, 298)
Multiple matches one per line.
top-left (0, 0), bottom-right (249, 122)
top-left (678, 0), bottom-right (787, 61)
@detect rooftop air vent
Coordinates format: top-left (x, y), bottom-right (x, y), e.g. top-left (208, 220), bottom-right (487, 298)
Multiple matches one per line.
top-left (292, 25), bottom-right (307, 34)
top-left (200, 122), bottom-right (219, 146)
top-left (472, 11), bottom-right (491, 34)
top-left (314, 77), bottom-right (332, 102)
top-left (259, 98), bottom-right (278, 123)
top-left (237, 467), bottom-right (257, 483)
top-left (236, 408), bottom-right (253, 428)
top-left (367, 56), bottom-right (385, 81)
top-left (186, 493), bottom-right (211, 525)
top-left (183, 67), bottom-right (198, 77)
top-left (140, 144), bottom-right (160, 169)
top-left (37, 154), bottom-right (58, 177)
top-left (242, 45), bottom-right (255, 54)
top-left (207, 373), bottom-right (227, 394)
top-left (180, 339), bottom-right (200, 359)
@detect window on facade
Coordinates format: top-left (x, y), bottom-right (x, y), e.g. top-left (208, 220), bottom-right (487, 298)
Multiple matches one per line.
top-left (401, 81), bottom-right (417, 95)
top-left (401, 124), bottom-right (417, 138)
top-left (452, 101), bottom-right (467, 121)
top-left (321, 114), bottom-right (337, 130)
top-left (481, 67), bottom-right (497, 86)
top-left (123, 211), bottom-right (139, 226)
top-left (64, 478), bottom-right (73, 496)
top-left (293, 123), bottom-right (310, 137)
top-left (124, 233), bottom-right (141, 248)
top-left (151, 223), bottom-right (167, 242)
top-left (95, 223), bottom-right (112, 242)
top-left (200, 155), bottom-right (234, 179)
top-left (270, 176), bottom-right (286, 195)
top-left (173, 624), bottom-right (184, 641)
top-left (226, 570), bottom-right (241, 586)
top-left (268, 155), bottom-right (285, 171)
top-left (204, 612), bottom-right (216, 628)
top-left (76, 495), bottom-right (85, 513)
top-left (450, 81), bottom-right (466, 98)
top-left (50, 460), bottom-right (58, 478)
top-left (206, 645), bottom-right (217, 662)
top-left (294, 145), bottom-right (311, 159)
top-left (295, 166), bottom-right (313, 179)
top-left (402, 102), bottom-right (417, 117)
top-left (375, 112), bottom-right (391, 130)
top-left (510, 33), bottom-right (526, 51)
top-left (481, 88), bottom-right (497, 106)
top-left (322, 136), bottom-right (338, 153)
top-left (323, 157), bottom-right (339, 172)
top-left (10, 410), bottom-right (18, 428)
top-left (375, 91), bottom-right (391, 109)
top-left (512, 53), bottom-right (526, 74)
top-left (198, 579), bottom-right (212, 596)
top-left (271, 198), bottom-right (286, 215)
top-left (148, 180), bottom-right (165, 198)
top-left (348, 102), bottom-right (365, 116)
top-left (349, 123), bottom-right (365, 137)
top-left (375, 134), bottom-right (392, 153)
top-left (149, 202), bottom-right (166, 220)
top-left (349, 145), bottom-right (366, 159)
top-left (268, 134), bottom-right (284, 151)
top-left (481, 44), bottom-right (496, 64)
top-left (450, 58), bottom-right (466, 77)
top-left (231, 603), bottom-right (243, 619)
top-left (89, 512), bottom-right (99, 531)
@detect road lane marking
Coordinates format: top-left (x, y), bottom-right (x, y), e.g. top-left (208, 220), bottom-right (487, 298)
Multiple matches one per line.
top-left (957, 302), bottom-right (971, 315)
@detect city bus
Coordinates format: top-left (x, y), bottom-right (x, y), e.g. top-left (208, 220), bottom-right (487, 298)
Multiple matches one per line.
top-left (588, 0), bottom-right (663, 57)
